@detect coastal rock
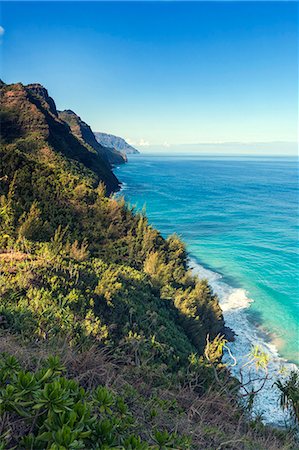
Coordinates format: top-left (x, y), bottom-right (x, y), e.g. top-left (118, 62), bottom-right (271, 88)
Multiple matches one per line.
top-left (223, 326), bottom-right (236, 342)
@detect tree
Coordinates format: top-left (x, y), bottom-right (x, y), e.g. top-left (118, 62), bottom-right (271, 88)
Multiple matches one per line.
top-left (18, 201), bottom-right (46, 241)
top-left (275, 371), bottom-right (299, 423)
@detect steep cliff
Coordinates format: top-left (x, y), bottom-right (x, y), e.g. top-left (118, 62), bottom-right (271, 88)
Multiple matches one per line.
top-left (0, 81), bottom-right (293, 450)
top-left (0, 82), bottom-right (120, 193)
top-left (58, 109), bottom-right (127, 166)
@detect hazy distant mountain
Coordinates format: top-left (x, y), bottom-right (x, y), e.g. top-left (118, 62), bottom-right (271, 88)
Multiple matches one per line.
top-left (141, 141), bottom-right (298, 155)
top-left (94, 132), bottom-right (139, 155)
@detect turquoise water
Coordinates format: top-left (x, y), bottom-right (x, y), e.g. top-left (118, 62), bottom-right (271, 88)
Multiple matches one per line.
top-left (115, 155), bottom-right (299, 365)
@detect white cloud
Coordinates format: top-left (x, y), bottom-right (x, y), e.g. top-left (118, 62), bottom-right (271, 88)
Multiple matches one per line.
top-left (126, 138), bottom-right (150, 147)
top-left (0, 26), bottom-right (5, 36)
top-left (163, 141), bottom-right (170, 148)
top-left (138, 139), bottom-right (150, 147)
top-left (125, 138), bottom-right (136, 146)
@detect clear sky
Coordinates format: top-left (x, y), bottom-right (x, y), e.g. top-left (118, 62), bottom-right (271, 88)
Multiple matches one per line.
top-left (1, 1), bottom-right (298, 152)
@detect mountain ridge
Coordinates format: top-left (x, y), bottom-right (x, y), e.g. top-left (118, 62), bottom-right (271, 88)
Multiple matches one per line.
top-left (0, 80), bottom-right (296, 449)
top-left (94, 131), bottom-right (139, 155)
top-left (58, 109), bottom-right (127, 166)
top-left (0, 81), bottom-right (121, 194)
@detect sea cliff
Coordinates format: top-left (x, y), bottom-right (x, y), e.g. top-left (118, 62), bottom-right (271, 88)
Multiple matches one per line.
top-left (0, 81), bottom-right (296, 449)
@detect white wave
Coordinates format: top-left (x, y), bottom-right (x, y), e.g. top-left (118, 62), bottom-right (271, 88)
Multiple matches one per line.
top-left (119, 182), bottom-right (128, 192)
top-left (190, 258), bottom-right (297, 426)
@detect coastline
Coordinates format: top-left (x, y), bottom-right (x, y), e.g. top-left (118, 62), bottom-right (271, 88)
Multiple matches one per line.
top-left (116, 168), bottom-right (298, 426)
top-left (189, 257), bottom-right (297, 426)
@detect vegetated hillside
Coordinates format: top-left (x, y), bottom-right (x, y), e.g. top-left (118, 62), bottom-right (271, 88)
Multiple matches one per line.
top-left (59, 110), bottom-right (127, 166)
top-left (0, 82), bottom-right (120, 194)
top-left (0, 81), bottom-right (297, 449)
top-left (94, 131), bottom-right (139, 155)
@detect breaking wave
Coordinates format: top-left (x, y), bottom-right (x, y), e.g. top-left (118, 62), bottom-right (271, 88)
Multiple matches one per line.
top-left (190, 258), bottom-right (297, 426)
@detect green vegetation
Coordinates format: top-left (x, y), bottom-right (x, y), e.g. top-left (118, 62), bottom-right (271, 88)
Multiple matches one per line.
top-left (0, 81), bottom-right (297, 448)
top-left (58, 110), bottom-right (127, 166)
top-left (0, 353), bottom-right (192, 449)
top-left (275, 371), bottom-right (299, 424)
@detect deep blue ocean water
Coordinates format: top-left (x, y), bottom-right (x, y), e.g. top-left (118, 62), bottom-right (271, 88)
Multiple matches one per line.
top-left (115, 155), bottom-right (299, 366)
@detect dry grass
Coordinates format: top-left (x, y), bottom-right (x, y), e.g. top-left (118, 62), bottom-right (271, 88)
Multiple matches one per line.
top-left (0, 252), bottom-right (29, 262)
top-left (0, 333), bottom-right (296, 449)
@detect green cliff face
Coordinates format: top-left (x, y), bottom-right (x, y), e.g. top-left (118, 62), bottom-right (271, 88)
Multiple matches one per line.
top-left (0, 81), bottom-right (225, 356)
top-left (0, 82), bottom-right (121, 194)
top-left (0, 81), bottom-right (295, 449)
top-left (58, 109), bottom-right (127, 166)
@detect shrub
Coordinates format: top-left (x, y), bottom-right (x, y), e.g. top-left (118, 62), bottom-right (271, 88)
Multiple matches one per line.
top-left (0, 353), bottom-right (191, 449)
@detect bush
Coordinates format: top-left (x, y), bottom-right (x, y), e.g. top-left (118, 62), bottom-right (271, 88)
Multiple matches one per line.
top-left (0, 353), bottom-right (191, 449)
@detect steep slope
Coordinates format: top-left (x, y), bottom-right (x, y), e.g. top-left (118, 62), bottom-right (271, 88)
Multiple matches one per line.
top-left (0, 81), bottom-right (295, 449)
top-left (59, 109), bottom-right (127, 166)
top-left (0, 82), bottom-right (120, 193)
top-left (0, 80), bottom-right (225, 355)
top-left (94, 131), bottom-right (139, 155)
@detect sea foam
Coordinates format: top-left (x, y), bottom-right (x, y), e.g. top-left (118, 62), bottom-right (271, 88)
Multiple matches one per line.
top-left (190, 258), bottom-right (297, 426)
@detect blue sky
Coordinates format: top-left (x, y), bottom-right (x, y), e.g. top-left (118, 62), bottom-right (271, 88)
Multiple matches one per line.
top-left (1, 1), bottom-right (298, 152)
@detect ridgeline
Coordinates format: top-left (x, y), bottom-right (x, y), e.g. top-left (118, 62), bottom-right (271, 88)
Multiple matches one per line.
top-left (0, 81), bottom-right (297, 449)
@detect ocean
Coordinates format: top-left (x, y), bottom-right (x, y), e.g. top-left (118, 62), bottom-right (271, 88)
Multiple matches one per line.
top-left (115, 154), bottom-right (298, 424)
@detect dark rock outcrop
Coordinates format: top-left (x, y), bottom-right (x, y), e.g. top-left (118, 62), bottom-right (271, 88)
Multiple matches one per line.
top-left (26, 83), bottom-right (58, 117)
